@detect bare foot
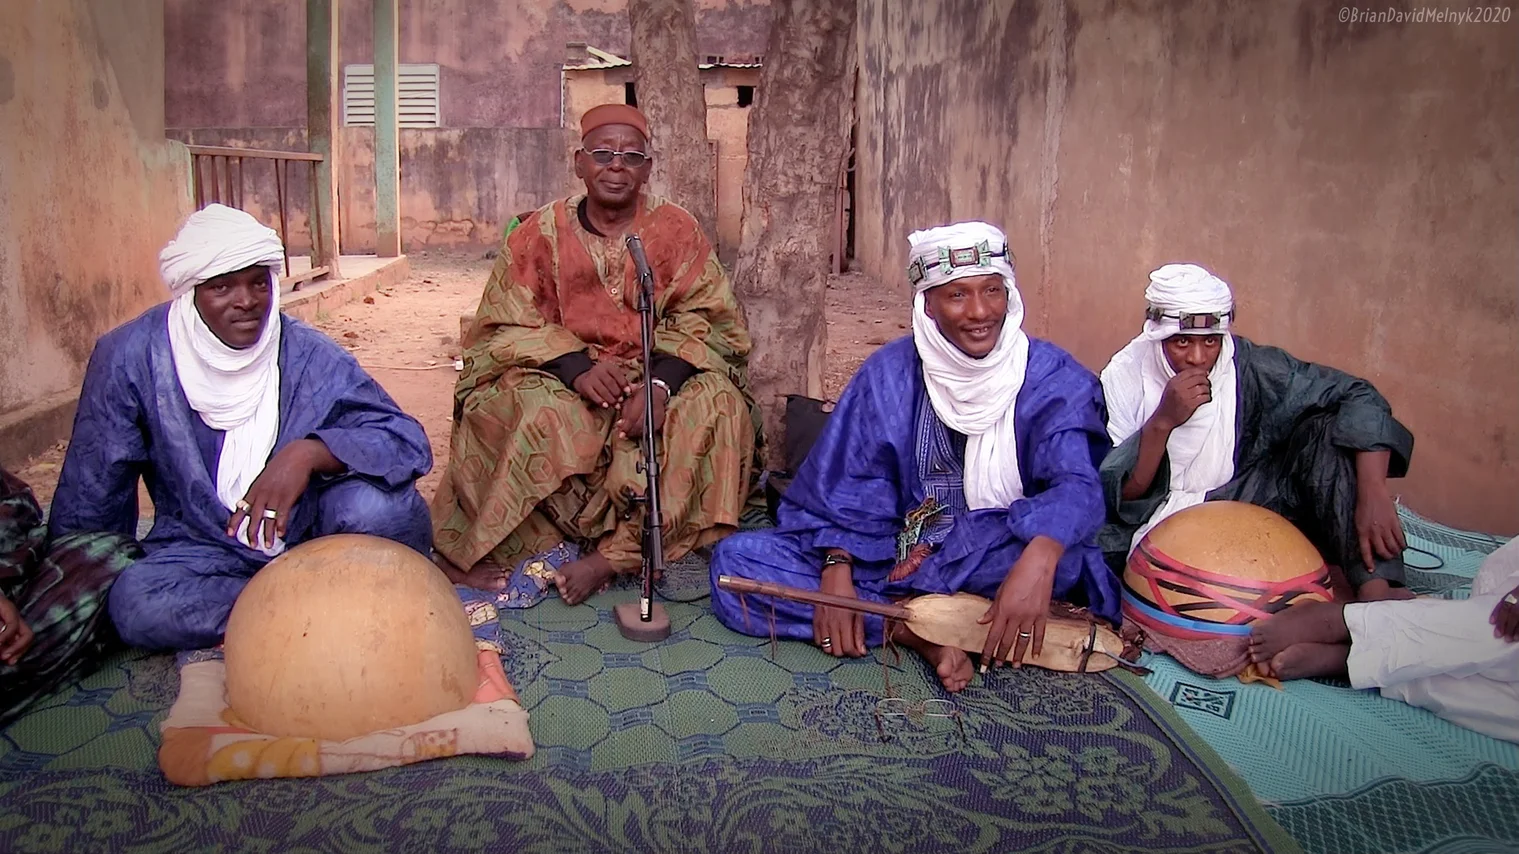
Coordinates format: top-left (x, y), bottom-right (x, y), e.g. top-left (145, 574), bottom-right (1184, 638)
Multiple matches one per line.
top-left (1266, 642), bottom-right (1350, 680)
top-left (891, 622), bottom-right (974, 693)
top-left (554, 553), bottom-right (617, 605)
top-left (434, 552), bottom-right (510, 591)
top-left (1357, 578), bottom-right (1417, 602)
top-left (1249, 601), bottom-right (1349, 665)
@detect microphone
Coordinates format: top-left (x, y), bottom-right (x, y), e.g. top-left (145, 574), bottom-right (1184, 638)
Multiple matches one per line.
top-left (612, 230), bottom-right (670, 640)
top-left (625, 234), bottom-right (655, 297)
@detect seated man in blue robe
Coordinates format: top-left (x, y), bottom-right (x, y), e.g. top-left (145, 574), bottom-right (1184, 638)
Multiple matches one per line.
top-left (710, 222), bottom-right (1120, 693)
top-left (48, 205), bottom-right (434, 651)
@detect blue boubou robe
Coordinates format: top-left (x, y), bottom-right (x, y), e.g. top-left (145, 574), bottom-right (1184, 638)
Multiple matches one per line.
top-left (710, 336), bottom-right (1121, 645)
top-left (49, 304), bottom-right (434, 650)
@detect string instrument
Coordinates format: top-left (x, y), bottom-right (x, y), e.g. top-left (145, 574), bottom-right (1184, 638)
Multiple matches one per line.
top-left (716, 576), bottom-right (1144, 674)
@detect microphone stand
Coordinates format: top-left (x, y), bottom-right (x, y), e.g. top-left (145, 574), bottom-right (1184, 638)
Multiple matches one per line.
top-left (613, 233), bottom-right (671, 642)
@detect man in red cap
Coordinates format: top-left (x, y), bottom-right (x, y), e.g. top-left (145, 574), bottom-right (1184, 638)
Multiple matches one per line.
top-left (433, 104), bottom-right (759, 605)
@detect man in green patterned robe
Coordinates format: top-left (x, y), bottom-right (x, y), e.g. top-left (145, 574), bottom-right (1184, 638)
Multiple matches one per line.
top-left (432, 104), bottom-right (760, 604)
top-left (0, 468), bottom-right (142, 724)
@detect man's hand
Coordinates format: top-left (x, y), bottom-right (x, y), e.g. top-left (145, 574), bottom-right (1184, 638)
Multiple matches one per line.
top-left (616, 384), bottom-right (669, 441)
top-left (979, 536), bottom-right (1062, 668)
top-left (1152, 368), bottom-right (1211, 431)
top-left (227, 438), bottom-right (339, 549)
top-left (1354, 452), bottom-right (1406, 574)
top-left (814, 558), bottom-right (867, 657)
top-left (572, 361), bottom-right (628, 408)
top-left (1491, 584), bottom-right (1519, 643)
top-left (0, 593), bottom-right (33, 667)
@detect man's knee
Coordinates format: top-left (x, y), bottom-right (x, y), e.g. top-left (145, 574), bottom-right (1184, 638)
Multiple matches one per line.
top-left (106, 564), bottom-right (158, 648)
top-left (314, 479), bottom-right (433, 555)
top-left (672, 372), bottom-right (748, 425)
top-left (108, 556), bottom-right (244, 651)
top-left (710, 531), bottom-right (773, 578)
top-left (709, 531), bottom-right (809, 601)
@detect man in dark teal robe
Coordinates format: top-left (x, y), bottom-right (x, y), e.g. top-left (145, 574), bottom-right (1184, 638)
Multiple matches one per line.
top-left (1099, 264), bottom-right (1413, 602)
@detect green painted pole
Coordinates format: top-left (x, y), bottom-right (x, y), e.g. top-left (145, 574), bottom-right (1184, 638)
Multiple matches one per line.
top-left (374, 0), bottom-right (401, 257)
top-left (306, 0), bottom-right (342, 276)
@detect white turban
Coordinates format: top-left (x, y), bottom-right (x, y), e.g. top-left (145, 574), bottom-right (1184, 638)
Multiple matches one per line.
top-left (1100, 263), bottom-right (1239, 553)
top-left (907, 222), bottom-right (1030, 511)
top-left (159, 204), bottom-right (285, 298)
top-left (1137, 263), bottom-right (1234, 341)
top-left (161, 205), bottom-right (287, 555)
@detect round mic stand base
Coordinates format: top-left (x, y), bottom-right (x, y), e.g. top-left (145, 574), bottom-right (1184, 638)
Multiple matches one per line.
top-left (613, 601), bottom-right (671, 642)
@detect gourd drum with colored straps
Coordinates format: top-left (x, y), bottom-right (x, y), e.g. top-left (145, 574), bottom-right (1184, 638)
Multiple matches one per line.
top-left (1122, 501), bottom-right (1333, 640)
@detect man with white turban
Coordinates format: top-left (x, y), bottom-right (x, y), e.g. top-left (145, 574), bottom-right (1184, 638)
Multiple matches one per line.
top-left (1098, 263), bottom-right (1414, 602)
top-left (710, 222), bottom-right (1118, 693)
top-left (49, 205), bottom-right (434, 651)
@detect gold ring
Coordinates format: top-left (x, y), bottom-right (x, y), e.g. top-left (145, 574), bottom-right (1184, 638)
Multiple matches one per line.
top-left (262, 508), bottom-right (279, 519)
top-left (235, 500), bottom-right (251, 513)
top-left (1505, 593), bottom-right (1519, 606)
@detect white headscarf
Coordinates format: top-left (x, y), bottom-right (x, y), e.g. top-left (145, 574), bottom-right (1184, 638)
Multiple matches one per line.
top-left (908, 222), bottom-right (1030, 510)
top-left (161, 205), bottom-right (287, 555)
top-left (1100, 263), bottom-right (1238, 552)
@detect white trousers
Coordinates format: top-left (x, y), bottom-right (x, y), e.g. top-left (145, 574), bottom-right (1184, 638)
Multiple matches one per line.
top-left (1344, 539), bottom-right (1519, 743)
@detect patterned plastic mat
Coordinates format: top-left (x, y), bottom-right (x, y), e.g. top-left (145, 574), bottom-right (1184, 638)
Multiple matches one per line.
top-left (0, 550), bottom-right (1297, 853)
top-left (1139, 507), bottom-right (1519, 854)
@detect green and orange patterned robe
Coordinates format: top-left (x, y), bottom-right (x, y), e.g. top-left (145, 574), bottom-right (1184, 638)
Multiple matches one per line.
top-left (0, 468), bottom-right (142, 725)
top-left (433, 194), bottom-right (760, 574)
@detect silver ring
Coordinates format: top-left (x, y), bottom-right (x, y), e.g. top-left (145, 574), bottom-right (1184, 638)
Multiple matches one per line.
top-left (1018, 631), bottom-right (1032, 639)
top-left (1504, 593), bottom-right (1519, 606)
top-left (820, 637), bottom-right (833, 647)
top-left (262, 508), bottom-right (279, 519)
top-left (235, 500), bottom-right (251, 513)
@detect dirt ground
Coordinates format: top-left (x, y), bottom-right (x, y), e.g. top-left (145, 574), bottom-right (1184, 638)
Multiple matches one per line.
top-left (14, 253), bottom-right (907, 508)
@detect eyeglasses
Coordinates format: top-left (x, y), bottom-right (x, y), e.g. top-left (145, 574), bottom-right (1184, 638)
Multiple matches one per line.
top-left (582, 148), bottom-right (650, 168)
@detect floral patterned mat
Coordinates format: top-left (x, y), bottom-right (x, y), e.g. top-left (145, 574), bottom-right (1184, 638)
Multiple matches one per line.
top-left (0, 585), bottom-right (1299, 853)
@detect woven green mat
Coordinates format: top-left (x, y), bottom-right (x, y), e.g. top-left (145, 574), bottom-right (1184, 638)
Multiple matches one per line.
top-left (0, 580), bottom-right (1300, 853)
top-left (1139, 507), bottom-right (1519, 854)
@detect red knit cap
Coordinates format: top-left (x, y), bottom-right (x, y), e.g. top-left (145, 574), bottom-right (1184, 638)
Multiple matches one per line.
top-left (580, 104), bottom-right (650, 140)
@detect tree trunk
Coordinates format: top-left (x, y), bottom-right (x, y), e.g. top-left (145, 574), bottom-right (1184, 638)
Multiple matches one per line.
top-left (732, 0), bottom-right (857, 470)
top-left (628, 0), bottom-right (717, 241)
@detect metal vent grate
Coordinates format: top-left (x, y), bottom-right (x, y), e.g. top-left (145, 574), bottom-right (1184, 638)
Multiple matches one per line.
top-left (343, 63), bottom-right (440, 128)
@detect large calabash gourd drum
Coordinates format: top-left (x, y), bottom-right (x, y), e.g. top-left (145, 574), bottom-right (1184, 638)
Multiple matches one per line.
top-left (224, 534), bottom-right (479, 742)
top-left (1122, 501), bottom-right (1333, 642)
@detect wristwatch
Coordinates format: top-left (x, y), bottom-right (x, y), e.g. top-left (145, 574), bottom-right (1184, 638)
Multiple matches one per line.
top-left (650, 377), bottom-right (673, 399)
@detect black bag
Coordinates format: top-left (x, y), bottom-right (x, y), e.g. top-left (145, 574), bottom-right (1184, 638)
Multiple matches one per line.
top-left (764, 394), bottom-right (834, 522)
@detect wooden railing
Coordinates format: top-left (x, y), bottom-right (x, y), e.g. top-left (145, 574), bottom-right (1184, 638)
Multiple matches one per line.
top-left (186, 145), bottom-right (333, 290)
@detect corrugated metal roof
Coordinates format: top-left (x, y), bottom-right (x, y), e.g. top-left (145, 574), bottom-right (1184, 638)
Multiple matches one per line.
top-left (564, 47), bottom-right (631, 70)
top-left (563, 46), bottom-right (762, 71)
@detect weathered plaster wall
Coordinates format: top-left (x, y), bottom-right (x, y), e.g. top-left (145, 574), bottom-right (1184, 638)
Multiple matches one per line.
top-left (165, 0), bottom-right (771, 130)
top-left (164, 0), bottom-right (308, 129)
top-left (708, 67), bottom-right (759, 263)
top-left (341, 126), bottom-right (568, 249)
top-left (0, 0), bottom-right (190, 453)
top-left (164, 0), bottom-right (771, 252)
top-left (855, 0), bottom-right (1519, 533)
